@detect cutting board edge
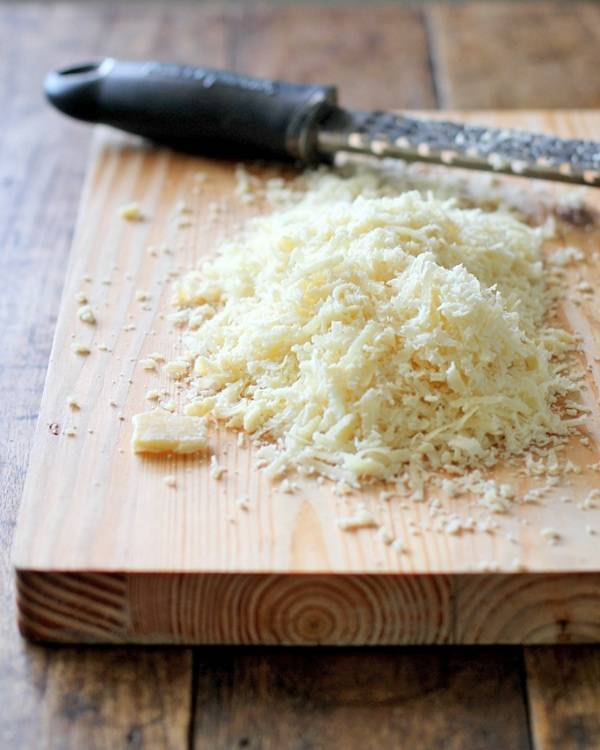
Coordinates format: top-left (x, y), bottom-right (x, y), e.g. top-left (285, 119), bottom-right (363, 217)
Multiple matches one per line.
top-left (16, 568), bottom-right (600, 645)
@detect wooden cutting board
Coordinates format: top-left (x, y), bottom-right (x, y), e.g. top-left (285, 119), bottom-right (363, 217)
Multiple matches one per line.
top-left (13, 111), bottom-right (600, 645)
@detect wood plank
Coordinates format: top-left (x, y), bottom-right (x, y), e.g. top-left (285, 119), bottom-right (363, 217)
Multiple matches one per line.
top-left (0, 2), bottom-right (233, 744)
top-left (38, 646), bottom-right (191, 749)
top-left (193, 646), bottom-right (531, 749)
top-left (428, 2), bottom-right (600, 109)
top-left (233, 5), bottom-right (437, 109)
top-left (525, 647), bottom-right (600, 750)
top-left (12, 111), bottom-right (600, 645)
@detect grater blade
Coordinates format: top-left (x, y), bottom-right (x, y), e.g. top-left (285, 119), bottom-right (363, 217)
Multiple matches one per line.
top-left (316, 108), bottom-right (600, 187)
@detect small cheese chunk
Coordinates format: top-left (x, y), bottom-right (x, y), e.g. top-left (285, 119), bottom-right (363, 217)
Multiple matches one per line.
top-left (132, 411), bottom-right (207, 454)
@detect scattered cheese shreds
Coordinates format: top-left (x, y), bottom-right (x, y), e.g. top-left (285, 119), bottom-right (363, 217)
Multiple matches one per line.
top-left (132, 411), bottom-right (207, 454)
top-left (173, 169), bottom-right (575, 489)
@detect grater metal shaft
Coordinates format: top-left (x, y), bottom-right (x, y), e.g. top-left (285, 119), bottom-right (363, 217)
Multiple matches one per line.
top-left (316, 108), bottom-right (600, 187)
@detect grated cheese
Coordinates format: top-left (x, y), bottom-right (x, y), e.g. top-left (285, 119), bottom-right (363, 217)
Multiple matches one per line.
top-left (174, 168), bottom-right (575, 490)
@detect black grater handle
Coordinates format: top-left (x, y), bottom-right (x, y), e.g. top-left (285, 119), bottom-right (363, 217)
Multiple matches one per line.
top-left (44, 58), bottom-right (338, 161)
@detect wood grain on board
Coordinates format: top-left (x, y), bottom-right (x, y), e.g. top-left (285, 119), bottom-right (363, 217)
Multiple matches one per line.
top-left (12, 111), bottom-right (600, 645)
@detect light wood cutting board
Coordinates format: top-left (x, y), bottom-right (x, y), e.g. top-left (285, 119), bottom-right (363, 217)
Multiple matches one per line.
top-left (13, 111), bottom-right (600, 645)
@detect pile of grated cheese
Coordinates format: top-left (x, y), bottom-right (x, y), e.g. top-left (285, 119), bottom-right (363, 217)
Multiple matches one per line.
top-left (173, 167), bottom-right (578, 490)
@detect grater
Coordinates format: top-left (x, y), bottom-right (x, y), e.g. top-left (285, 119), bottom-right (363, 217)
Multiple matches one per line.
top-left (45, 59), bottom-right (600, 187)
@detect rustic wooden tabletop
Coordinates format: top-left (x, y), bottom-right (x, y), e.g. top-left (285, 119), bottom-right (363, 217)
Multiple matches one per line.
top-left (2, 2), bottom-right (600, 748)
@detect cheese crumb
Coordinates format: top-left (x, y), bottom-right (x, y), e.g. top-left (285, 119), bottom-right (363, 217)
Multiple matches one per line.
top-left (164, 359), bottom-right (190, 380)
top-left (583, 489), bottom-right (600, 509)
top-left (67, 396), bottom-right (81, 410)
top-left (445, 517), bottom-right (463, 536)
top-left (336, 506), bottom-right (377, 531)
top-left (71, 342), bottom-right (91, 356)
top-left (210, 455), bottom-right (226, 480)
top-left (548, 246), bottom-right (584, 266)
top-left (391, 538), bottom-right (406, 553)
top-left (236, 496), bottom-right (250, 511)
top-left (119, 202), bottom-right (144, 221)
top-left (377, 526), bottom-right (394, 545)
top-left (164, 474), bottom-right (177, 488)
top-left (540, 527), bottom-right (561, 544)
top-left (132, 411), bottom-right (207, 454)
top-left (77, 304), bottom-right (96, 324)
top-left (140, 357), bottom-right (158, 371)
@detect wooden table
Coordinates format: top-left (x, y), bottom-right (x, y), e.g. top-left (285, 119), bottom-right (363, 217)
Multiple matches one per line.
top-left (2, 2), bottom-right (600, 747)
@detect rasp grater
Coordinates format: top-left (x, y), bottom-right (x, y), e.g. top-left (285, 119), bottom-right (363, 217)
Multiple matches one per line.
top-left (45, 59), bottom-right (600, 187)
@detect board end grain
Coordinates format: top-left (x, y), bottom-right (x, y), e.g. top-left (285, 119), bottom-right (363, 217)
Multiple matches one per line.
top-left (15, 570), bottom-right (600, 645)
